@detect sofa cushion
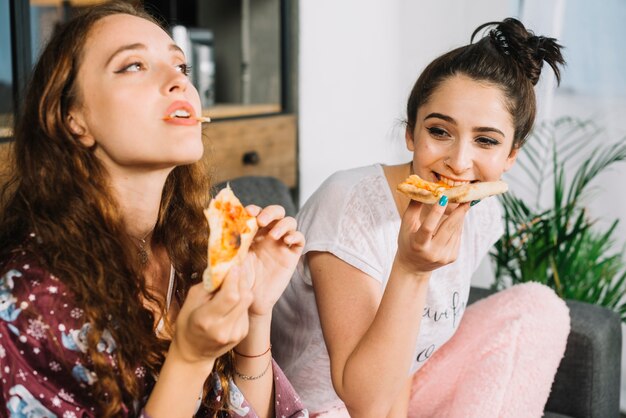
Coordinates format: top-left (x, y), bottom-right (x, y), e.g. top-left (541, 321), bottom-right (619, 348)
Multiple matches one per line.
top-left (213, 176), bottom-right (297, 217)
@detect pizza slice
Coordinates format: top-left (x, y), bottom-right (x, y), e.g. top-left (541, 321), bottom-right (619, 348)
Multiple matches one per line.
top-left (203, 185), bottom-right (258, 291)
top-left (397, 174), bottom-right (508, 204)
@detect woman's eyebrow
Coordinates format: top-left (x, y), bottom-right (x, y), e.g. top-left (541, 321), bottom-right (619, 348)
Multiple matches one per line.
top-left (424, 112), bottom-right (455, 124)
top-left (105, 43), bottom-right (185, 67)
top-left (105, 43), bottom-right (146, 67)
top-left (424, 112), bottom-right (505, 136)
top-left (169, 43), bottom-right (184, 56)
top-left (474, 126), bottom-right (505, 136)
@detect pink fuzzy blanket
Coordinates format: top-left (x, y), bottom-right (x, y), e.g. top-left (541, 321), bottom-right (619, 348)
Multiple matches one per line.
top-left (313, 283), bottom-right (570, 418)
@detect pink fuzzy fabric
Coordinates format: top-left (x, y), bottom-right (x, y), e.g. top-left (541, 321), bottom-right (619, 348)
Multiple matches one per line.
top-left (313, 283), bottom-right (570, 418)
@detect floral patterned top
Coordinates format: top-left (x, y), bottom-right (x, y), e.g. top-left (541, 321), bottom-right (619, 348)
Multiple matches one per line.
top-left (0, 246), bottom-right (308, 418)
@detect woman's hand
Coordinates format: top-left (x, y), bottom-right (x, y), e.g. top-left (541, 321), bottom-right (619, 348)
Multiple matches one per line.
top-left (244, 204), bottom-right (305, 318)
top-left (146, 265), bottom-right (254, 418)
top-left (171, 264), bottom-right (254, 365)
top-left (396, 199), bottom-right (470, 275)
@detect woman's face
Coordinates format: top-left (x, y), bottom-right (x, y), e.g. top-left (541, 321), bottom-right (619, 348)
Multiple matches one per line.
top-left (69, 13), bottom-right (204, 174)
top-left (407, 74), bottom-right (518, 190)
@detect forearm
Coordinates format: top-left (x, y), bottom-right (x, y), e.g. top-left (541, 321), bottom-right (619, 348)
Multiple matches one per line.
top-left (338, 264), bottom-right (430, 417)
top-left (145, 344), bottom-right (215, 418)
top-left (233, 314), bottom-right (274, 418)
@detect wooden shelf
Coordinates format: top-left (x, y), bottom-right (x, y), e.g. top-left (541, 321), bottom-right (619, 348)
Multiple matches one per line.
top-left (0, 113), bottom-right (12, 140)
top-left (203, 114), bottom-right (297, 187)
top-left (0, 141), bottom-right (11, 184)
top-left (204, 103), bottom-right (282, 120)
top-left (30, 0), bottom-right (105, 6)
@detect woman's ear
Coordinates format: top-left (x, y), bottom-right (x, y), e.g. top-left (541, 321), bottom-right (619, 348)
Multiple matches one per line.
top-left (405, 127), bottom-right (415, 152)
top-left (503, 147), bottom-right (519, 172)
top-left (67, 111), bottom-right (95, 147)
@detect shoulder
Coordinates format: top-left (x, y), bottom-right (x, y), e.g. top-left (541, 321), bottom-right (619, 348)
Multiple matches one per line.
top-left (295, 165), bottom-right (398, 282)
top-left (296, 164), bottom-right (397, 246)
top-left (0, 246), bottom-right (86, 358)
top-left (1, 247), bottom-right (72, 314)
top-left (299, 164), bottom-right (391, 220)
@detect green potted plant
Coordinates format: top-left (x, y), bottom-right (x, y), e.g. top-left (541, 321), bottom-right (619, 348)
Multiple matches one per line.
top-left (491, 116), bottom-right (626, 322)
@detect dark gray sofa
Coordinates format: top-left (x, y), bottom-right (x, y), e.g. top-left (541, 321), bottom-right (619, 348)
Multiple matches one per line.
top-left (217, 175), bottom-right (623, 418)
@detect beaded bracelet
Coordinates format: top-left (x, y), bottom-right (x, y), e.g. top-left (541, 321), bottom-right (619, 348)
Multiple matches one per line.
top-left (234, 356), bottom-right (272, 381)
top-left (233, 344), bottom-right (272, 358)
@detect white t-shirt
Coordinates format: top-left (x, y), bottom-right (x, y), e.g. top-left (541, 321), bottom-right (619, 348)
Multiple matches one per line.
top-left (271, 164), bottom-right (504, 412)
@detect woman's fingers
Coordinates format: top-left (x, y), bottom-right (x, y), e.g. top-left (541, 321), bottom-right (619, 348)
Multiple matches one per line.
top-left (218, 265), bottom-right (253, 335)
top-left (267, 216), bottom-right (297, 240)
top-left (413, 198), bottom-right (447, 245)
top-left (197, 264), bottom-right (253, 317)
top-left (283, 230), bottom-right (305, 248)
top-left (432, 203), bottom-right (470, 245)
top-left (397, 198), bottom-right (472, 272)
top-left (254, 204), bottom-right (286, 227)
top-left (173, 261), bottom-right (258, 362)
top-left (245, 204), bottom-right (262, 217)
top-left (402, 199), bottom-right (424, 231)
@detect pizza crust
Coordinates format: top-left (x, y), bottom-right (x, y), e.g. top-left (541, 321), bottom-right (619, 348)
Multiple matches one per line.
top-left (397, 175), bottom-right (508, 204)
top-left (203, 185), bottom-right (258, 291)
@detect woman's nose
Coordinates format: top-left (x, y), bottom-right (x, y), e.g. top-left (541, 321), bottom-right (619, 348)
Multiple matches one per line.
top-left (445, 142), bottom-right (473, 174)
top-left (162, 65), bottom-right (189, 94)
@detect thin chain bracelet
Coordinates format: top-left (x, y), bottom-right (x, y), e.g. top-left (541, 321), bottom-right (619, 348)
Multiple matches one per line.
top-left (234, 356), bottom-right (272, 381)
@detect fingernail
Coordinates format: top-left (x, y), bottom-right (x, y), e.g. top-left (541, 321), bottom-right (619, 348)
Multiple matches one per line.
top-left (470, 200), bottom-right (481, 207)
top-left (438, 195), bottom-right (448, 206)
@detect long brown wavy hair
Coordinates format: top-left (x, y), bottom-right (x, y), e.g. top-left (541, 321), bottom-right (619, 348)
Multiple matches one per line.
top-left (0, 1), bottom-right (232, 416)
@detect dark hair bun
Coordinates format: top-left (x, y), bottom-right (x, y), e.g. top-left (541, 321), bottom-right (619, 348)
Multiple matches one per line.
top-left (473, 18), bottom-right (565, 86)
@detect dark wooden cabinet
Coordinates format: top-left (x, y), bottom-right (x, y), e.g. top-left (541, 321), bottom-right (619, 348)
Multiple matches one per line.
top-left (1, 0), bottom-right (299, 189)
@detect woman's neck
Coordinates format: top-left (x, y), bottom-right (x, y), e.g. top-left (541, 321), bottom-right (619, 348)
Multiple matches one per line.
top-left (383, 162), bottom-right (413, 216)
top-left (109, 169), bottom-right (171, 238)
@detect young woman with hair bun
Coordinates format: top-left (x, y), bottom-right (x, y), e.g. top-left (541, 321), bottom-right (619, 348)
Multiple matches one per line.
top-left (271, 18), bottom-right (568, 418)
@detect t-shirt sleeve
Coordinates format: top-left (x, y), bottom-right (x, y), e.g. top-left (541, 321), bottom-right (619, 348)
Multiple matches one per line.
top-left (296, 169), bottom-right (394, 285)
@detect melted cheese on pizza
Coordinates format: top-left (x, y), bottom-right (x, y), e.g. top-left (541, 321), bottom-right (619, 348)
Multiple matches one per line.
top-left (404, 175), bottom-right (452, 193)
top-left (209, 200), bottom-right (254, 267)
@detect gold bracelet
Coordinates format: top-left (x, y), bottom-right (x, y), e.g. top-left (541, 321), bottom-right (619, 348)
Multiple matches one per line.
top-left (233, 357), bottom-right (272, 381)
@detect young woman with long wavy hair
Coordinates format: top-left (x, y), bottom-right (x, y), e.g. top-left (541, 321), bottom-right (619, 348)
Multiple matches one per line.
top-left (0, 2), bottom-right (306, 417)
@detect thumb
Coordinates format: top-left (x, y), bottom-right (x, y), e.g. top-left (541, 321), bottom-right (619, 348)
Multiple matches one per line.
top-left (240, 257), bottom-right (255, 290)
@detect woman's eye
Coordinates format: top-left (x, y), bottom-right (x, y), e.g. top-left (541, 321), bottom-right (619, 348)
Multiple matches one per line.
top-left (116, 62), bottom-right (144, 73)
top-left (177, 63), bottom-right (192, 76)
top-left (427, 127), bottom-right (449, 138)
top-left (476, 136), bottom-right (501, 147)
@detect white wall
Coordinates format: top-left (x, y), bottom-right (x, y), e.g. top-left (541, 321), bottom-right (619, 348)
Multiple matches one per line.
top-left (298, 0), bottom-right (512, 204)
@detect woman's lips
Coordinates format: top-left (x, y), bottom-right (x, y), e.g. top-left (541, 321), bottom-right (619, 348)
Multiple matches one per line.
top-left (162, 100), bottom-right (210, 125)
top-left (163, 115), bottom-right (200, 126)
